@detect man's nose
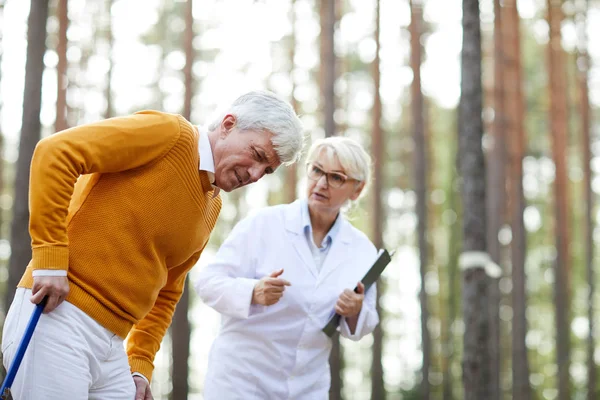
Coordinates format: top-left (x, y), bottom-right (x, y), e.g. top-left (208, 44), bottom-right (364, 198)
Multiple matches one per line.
top-left (249, 167), bottom-right (263, 183)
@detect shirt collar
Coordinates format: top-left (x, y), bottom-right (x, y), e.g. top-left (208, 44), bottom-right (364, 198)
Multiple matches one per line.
top-left (301, 198), bottom-right (342, 247)
top-left (197, 126), bottom-right (216, 183)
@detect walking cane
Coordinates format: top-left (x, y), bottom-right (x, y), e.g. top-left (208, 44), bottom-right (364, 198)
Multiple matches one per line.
top-left (0, 296), bottom-right (48, 400)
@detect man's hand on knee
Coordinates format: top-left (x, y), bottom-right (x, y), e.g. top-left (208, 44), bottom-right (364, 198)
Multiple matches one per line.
top-left (31, 276), bottom-right (69, 313)
top-left (133, 375), bottom-right (153, 400)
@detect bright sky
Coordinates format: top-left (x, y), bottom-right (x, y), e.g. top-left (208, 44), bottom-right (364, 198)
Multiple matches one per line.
top-left (1, 0), bottom-right (599, 399)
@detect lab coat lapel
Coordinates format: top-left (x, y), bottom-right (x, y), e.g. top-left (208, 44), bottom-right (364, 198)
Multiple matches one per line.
top-left (317, 221), bottom-right (352, 285)
top-left (284, 200), bottom-right (319, 279)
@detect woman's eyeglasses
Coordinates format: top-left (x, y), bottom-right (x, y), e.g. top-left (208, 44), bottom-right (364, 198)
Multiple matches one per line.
top-left (306, 163), bottom-right (355, 188)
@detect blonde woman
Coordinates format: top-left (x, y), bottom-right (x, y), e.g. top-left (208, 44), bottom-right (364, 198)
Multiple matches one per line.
top-left (195, 136), bottom-right (379, 399)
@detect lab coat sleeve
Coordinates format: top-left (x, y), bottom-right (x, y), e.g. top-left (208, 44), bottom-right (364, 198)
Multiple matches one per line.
top-left (339, 282), bottom-right (379, 341)
top-left (194, 213), bottom-right (265, 319)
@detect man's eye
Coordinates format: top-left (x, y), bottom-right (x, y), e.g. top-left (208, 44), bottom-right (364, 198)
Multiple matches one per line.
top-left (254, 149), bottom-right (262, 161)
top-left (312, 166), bottom-right (323, 174)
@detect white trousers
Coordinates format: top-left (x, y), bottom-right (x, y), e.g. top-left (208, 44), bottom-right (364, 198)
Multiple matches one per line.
top-left (2, 288), bottom-right (136, 400)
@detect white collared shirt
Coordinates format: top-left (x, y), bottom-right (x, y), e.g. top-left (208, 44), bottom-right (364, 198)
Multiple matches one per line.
top-left (197, 126), bottom-right (216, 183)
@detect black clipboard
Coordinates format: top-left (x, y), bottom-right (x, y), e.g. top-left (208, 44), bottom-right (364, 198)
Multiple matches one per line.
top-left (322, 248), bottom-right (394, 337)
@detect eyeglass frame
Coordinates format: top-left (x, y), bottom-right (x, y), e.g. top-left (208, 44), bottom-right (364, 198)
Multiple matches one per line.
top-left (305, 162), bottom-right (359, 188)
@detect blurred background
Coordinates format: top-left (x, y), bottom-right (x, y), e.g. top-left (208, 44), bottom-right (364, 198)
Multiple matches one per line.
top-left (0, 0), bottom-right (599, 399)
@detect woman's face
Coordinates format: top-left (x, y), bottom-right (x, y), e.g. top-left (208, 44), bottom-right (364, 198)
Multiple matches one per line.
top-left (306, 150), bottom-right (364, 215)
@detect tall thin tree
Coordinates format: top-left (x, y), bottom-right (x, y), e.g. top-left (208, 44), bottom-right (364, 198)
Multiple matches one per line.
top-left (0, 4), bottom-right (4, 379)
top-left (285, 0), bottom-right (298, 204)
top-left (320, 0), bottom-right (344, 398)
top-left (55, 0), bottom-right (68, 132)
top-left (547, 1), bottom-right (571, 398)
top-left (0, 1), bottom-right (5, 242)
top-left (486, 2), bottom-right (506, 399)
top-left (577, 0), bottom-right (594, 398)
top-left (104, 0), bottom-right (114, 119)
top-left (6, 0), bottom-right (50, 314)
top-left (503, 1), bottom-right (532, 398)
top-left (319, 0), bottom-right (335, 138)
top-left (371, 0), bottom-right (385, 398)
top-left (409, 1), bottom-right (430, 398)
top-left (458, 0), bottom-right (491, 398)
top-left (171, 1), bottom-right (194, 399)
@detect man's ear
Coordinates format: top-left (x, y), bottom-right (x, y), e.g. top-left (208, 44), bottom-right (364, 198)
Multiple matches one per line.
top-left (221, 114), bottom-right (237, 137)
top-left (349, 181), bottom-right (365, 201)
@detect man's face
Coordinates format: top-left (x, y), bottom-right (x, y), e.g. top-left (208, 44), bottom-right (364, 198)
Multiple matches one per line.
top-left (212, 116), bottom-right (281, 192)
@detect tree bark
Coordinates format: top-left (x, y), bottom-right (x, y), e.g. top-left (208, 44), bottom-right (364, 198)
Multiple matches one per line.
top-left (547, 2), bottom-right (571, 399)
top-left (6, 0), bottom-right (49, 312)
top-left (486, 2), bottom-right (506, 399)
top-left (0, 2), bottom-right (5, 243)
top-left (503, 1), bottom-right (532, 399)
top-left (459, 0), bottom-right (490, 398)
top-left (285, 0), bottom-right (298, 205)
top-left (320, 0), bottom-right (343, 396)
top-left (319, 0), bottom-right (335, 137)
top-left (104, 0), bottom-right (114, 119)
top-left (55, 0), bottom-right (68, 132)
top-left (371, 1), bottom-right (385, 399)
top-left (409, 1), bottom-right (430, 398)
top-left (577, 0), bottom-right (594, 398)
top-left (171, 1), bottom-right (194, 399)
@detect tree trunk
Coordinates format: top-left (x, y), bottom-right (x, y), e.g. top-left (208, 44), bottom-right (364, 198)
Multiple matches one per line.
top-left (371, 1), bottom-right (385, 399)
top-left (171, 1), bottom-right (194, 399)
top-left (320, 0), bottom-right (343, 396)
top-left (503, 1), bottom-right (532, 399)
top-left (409, 1), bottom-right (430, 398)
top-left (577, 0), bottom-right (594, 398)
top-left (0, 8), bottom-right (5, 381)
top-left (6, 0), bottom-right (49, 312)
top-left (104, 0), bottom-right (114, 119)
top-left (0, 3), bottom-right (5, 303)
top-left (486, 2), bottom-right (506, 399)
top-left (328, 333), bottom-right (344, 400)
top-left (55, 0), bottom-right (68, 132)
top-left (319, 0), bottom-right (335, 137)
top-left (459, 0), bottom-right (490, 399)
top-left (547, 2), bottom-right (571, 399)
top-left (285, 0), bottom-right (298, 204)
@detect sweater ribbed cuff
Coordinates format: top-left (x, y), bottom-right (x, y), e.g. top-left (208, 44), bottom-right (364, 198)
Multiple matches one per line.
top-left (31, 246), bottom-right (69, 271)
top-left (129, 357), bottom-right (154, 383)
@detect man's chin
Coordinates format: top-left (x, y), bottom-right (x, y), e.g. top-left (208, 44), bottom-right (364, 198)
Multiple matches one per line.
top-left (213, 179), bottom-right (236, 193)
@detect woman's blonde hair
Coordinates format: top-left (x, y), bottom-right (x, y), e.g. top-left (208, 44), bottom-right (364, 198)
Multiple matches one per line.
top-left (306, 136), bottom-right (372, 201)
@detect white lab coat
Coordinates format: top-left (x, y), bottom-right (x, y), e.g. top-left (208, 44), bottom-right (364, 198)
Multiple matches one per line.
top-left (195, 200), bottom-right (379, 400)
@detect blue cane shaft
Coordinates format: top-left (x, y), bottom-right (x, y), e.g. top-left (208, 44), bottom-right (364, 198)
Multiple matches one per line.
top-left (0, 297), bottom-right (47, 395)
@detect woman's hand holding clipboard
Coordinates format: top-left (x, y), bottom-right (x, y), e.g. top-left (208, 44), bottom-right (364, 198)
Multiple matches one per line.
top-left (322, 249), bottom-right (394, 337)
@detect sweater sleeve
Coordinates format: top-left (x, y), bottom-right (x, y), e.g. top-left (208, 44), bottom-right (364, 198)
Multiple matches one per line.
top-left (29, 111), bottom-right (181, 272)
top-left (126, 250), bottom-right (202, 383)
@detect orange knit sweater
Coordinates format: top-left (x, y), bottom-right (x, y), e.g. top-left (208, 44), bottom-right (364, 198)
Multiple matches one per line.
top-left (17, 110), bottom-right (222, 381)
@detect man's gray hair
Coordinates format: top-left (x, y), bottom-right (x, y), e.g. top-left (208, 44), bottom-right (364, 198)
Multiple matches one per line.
top-left (208, 91), bottom-right (304, 165)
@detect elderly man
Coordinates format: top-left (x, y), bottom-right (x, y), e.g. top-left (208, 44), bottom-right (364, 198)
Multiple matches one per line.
top-left (1, 91), bottom-right (303, 400)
